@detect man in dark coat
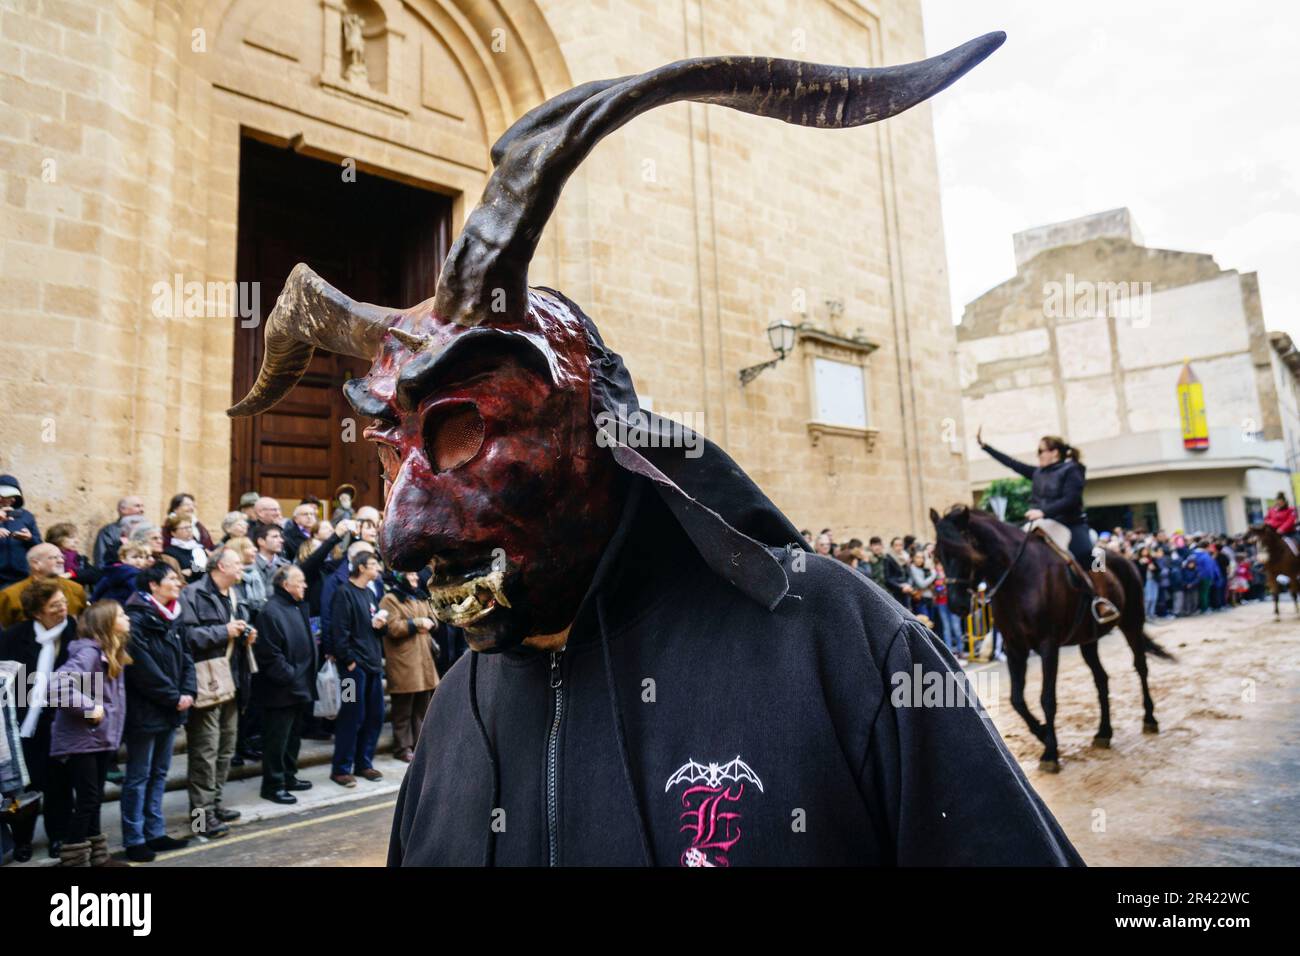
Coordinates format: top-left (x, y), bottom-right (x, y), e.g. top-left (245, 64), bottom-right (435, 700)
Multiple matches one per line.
top-left (328, 551), bottom-right (387, 787)
top-left (121, 564), bottom-right (196, 861)
top-left (0, 474), bottom-right (41, 588)
top-left (178, 548), bottom-right (253, 835)
top-left (93, 495), bottom-right (145, 567)
top-left (253, 565), bottom-right (316, 802)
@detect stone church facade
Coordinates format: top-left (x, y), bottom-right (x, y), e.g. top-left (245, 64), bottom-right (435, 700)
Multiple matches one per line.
top-left (1, 0), bottom-right (971, 545)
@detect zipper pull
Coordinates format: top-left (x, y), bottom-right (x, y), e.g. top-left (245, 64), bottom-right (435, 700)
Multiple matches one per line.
top-left (549, 650), bottom-right (564, 689)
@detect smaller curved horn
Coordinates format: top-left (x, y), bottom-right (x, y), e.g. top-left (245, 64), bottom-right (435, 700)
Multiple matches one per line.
top-left (228, 263), bottom-right (392, 417)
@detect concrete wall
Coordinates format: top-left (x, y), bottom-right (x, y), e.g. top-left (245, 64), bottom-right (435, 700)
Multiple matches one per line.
top-left (0, 0), bottom-right (969, 547)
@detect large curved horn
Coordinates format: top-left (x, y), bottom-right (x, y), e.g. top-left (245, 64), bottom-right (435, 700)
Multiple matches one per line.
top-left (228, 263), bottom-right (392, 416)
top-left (434, 31), bottom-right (1006, 327)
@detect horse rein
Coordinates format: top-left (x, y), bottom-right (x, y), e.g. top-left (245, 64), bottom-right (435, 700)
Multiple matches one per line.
top-left (946, 526), bottom-right (1031, 604)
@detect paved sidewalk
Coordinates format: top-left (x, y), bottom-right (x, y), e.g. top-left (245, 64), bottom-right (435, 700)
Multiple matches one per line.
top-left (10, 749), bottom-right (410, 867)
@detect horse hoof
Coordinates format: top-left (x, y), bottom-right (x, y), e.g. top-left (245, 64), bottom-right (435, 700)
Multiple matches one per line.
top-left (1038, 759), bottom-right (1061, 773)
top-left (1143, 721), bottom-right (1159, 734)
top-left (1091, 736), bottom-right (1111, 749)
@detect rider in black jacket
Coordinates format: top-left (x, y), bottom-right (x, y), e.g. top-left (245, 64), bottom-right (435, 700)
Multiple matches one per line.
top-left (978, 429), bottom-right (1093, 566)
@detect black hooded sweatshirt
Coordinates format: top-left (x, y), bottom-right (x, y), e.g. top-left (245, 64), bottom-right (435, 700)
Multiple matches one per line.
top-left (389, 478), bottom-right (1082, 867)
top-left (388, 293), bottom-right (1083, 867)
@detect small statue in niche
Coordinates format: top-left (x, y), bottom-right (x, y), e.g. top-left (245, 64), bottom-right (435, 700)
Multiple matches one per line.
top-left (342, 12), bottom-right (368, 84)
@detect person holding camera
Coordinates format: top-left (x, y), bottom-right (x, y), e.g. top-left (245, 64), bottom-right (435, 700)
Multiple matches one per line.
top-left (179, 548), bottom-right (255, 837)
top-left (0, 475), bottom-right (41, 589)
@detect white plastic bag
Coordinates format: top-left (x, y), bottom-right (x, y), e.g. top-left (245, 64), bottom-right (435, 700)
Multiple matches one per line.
top-left (314, 660), bottom-right (341, 719)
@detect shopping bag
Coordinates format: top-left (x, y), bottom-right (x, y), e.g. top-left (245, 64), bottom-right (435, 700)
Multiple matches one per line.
top-left (314, 660), bottom-right (341, 719)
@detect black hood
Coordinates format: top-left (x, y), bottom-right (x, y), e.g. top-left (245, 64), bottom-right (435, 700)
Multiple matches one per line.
top-left (539, 287), bottom-right (808, 612)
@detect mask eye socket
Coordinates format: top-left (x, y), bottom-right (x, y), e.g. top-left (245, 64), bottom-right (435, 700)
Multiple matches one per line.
top-left (425, 403), bottom-right (485, 472)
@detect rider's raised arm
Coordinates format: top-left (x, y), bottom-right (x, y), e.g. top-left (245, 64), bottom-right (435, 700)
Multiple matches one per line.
top-left (980, 441), bottom-right (1037, 480)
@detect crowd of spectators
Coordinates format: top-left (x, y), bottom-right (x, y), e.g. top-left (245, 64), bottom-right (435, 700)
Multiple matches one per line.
top-left (0, 476), bottom-right (466, 867)
top-left (802, 509), bottom-right (1285, 663)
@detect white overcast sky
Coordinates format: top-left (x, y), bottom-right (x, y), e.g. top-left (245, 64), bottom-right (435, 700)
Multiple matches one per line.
top-left (922, 0), bottom-right (1300, 338)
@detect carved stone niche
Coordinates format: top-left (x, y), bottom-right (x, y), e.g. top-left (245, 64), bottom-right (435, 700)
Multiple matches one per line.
top-left (800, 326), bottom-right (881, 453)
top-left (319, 0), bottom-right (408, 114)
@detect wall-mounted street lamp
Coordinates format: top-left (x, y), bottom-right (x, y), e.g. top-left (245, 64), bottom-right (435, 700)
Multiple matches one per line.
top-left (738, 319), bottom-right (799, 386)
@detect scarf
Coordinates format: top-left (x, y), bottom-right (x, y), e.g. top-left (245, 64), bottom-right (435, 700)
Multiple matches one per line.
top-left (61, 548), bottom-right (78, 576)
top-left (20, 618), bottom-right (68, 738)
top-left (147, 593), bottom-right (181, 621)
top-left (170, 536), bottom-right (208, 572)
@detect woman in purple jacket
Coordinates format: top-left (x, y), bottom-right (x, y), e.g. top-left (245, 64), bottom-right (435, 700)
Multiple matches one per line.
top-left (50, 600), bottom-right (131, 867)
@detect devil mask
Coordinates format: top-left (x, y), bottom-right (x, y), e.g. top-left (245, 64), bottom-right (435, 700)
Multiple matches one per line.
top-left (229, 33), bottom-right (1005, 653)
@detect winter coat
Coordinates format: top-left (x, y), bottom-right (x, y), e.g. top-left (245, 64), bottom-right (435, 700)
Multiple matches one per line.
top-left (50, 638), bottom-right (126, 757)
top-left (329, 581), bottom-right (384, 675)
top-left (123, 592), bottom-right (196, 734)
top-left (93, 520), bottom-right (121, 567)
top-left (379, 589), bottom-right (440, 694)
top-left (981, 444), bottom-right (1087, 526)
top-left (179, 574), bottom-right (253, 705)
top-left (881, 552), bottom-right (911, 603)
top-left (1193, 549), bottom-right (1223, 586)
top-left (1265, 504), bottom-right (1297, 535)
top-left (297, 531), bottom-right (344, 618)
top-left (163, 543), bottom-right (206, 583)
top-left (320, 559), bottom-right (381, 653)
top-left (252, 589), bottom-right (316, 709)
top-left (0, 475), bottom-right (40, 587)
top-left (0, 575), bottom-right (87, 629)
top-left (0, 617), bottom-right (75, 727)
top-left (908, 563), bottom-right (936, 599)
top-left (91, 562), bottom-right (141, 605)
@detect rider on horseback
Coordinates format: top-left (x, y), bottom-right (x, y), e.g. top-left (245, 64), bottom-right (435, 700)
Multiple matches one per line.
top-left (1264, 492), bottom-right (1299, 555)
top-left (977, 429), bottom-right (1118, 623)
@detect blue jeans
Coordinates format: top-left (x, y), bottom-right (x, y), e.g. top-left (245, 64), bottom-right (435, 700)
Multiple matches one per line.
top-left (120, 727), bottom-right (176, 847)
top-left (1144, 577), bottom-right (1159, 618)
top-left (332, 666), bottom-right (384, 775)
top-left (938, 604), bottom-right (964, 654)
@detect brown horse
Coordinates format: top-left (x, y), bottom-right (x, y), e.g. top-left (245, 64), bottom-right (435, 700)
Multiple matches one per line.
top-left (1246, 523), bottom-right (1300, 617)
top-left (931, 505), bottom-right (1173, 772)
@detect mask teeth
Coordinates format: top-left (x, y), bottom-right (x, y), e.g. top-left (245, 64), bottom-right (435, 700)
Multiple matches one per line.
top-left (431, 568), bottom-right (510, 613)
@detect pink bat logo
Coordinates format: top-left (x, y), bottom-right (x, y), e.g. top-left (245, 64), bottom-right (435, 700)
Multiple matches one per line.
top-left (665, 757), bottom-right (764, 867)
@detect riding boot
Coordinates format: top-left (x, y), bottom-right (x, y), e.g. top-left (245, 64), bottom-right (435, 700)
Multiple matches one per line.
top-left (1090, 595), bottom-right (1121, 624)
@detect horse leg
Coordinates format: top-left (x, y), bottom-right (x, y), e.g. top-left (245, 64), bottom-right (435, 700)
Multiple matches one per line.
top-left (1273, 581), bottom-right (1280, 618)
top-left (1037, 640), bottom-right (1061, 772)
top-left (1123, 625), bottom-right (1159, 733)
top-left (1006, 642), bottom-right (1046, 744)
top-left (1080, 640), bottom-right (1112, 747)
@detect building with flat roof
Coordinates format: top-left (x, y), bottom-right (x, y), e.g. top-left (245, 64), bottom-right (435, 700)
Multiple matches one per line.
top-left (959, 209), bottom-right (1298, 535)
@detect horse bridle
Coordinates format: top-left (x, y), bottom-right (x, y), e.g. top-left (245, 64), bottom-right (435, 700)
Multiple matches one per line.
top-left (944, 525), bottom-right (1031, 604)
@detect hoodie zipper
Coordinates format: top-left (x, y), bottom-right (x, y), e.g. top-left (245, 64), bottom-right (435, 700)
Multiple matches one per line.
top-left (546, 649), bottom-right (565, 867)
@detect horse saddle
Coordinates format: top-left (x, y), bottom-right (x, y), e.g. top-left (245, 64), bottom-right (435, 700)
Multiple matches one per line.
top-left (1028, 526), bottom-right (1121, 625)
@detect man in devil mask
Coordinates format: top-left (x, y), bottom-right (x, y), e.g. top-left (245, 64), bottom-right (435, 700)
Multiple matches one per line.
top-left (231, 33), bottom-right (1082, 866)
